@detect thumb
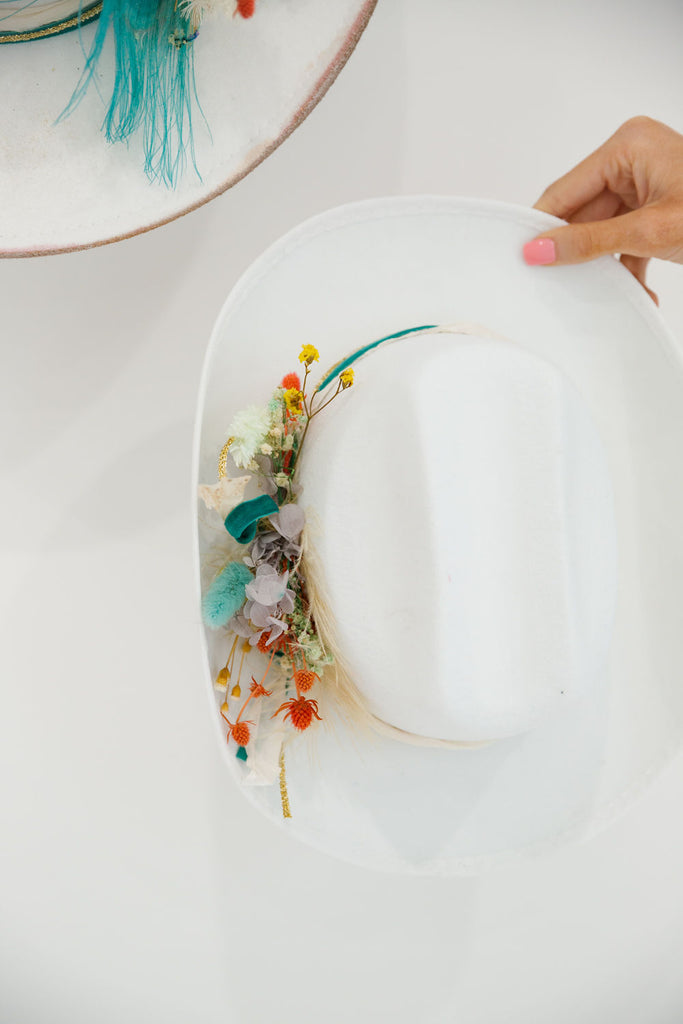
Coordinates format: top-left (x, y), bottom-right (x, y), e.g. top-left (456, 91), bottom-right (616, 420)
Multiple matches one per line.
top-left (523, 208), bottom-right (652, 266)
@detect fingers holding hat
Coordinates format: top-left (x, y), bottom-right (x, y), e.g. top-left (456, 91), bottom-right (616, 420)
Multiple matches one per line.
top-left (524, 123), bottom-right (649, 268)
top-left (523, 207), bottom-right (658, 267)
top-left (531, 117), bottom-right (657, 220)
top-left (523, 117), bottom-right (683, 294)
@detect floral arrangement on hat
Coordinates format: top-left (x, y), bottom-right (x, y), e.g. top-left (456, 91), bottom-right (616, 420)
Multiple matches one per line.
top-left (199, 343), bottom-right (354, 779)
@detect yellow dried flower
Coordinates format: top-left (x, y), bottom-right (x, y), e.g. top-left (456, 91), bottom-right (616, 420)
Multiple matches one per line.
top-left (298, 344), bottom-right (320, 366)
top-left (339, 368), bottom-right (354, 389)
top-left (284, 388), bottom-right (304, 412)
top-left (215, 667), bottom-right (230, 691)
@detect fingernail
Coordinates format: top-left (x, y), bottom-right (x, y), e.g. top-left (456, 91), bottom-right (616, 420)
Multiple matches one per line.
top-left (523, 238), bottom-right (556, 266)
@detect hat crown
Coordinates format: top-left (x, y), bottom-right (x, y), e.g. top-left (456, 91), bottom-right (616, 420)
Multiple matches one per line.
top-left (300, 330), bottom-right (618, 742)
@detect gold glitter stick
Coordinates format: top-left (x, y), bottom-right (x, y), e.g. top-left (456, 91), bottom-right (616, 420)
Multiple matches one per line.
top-left (279, 745), bottom-right (292, 819)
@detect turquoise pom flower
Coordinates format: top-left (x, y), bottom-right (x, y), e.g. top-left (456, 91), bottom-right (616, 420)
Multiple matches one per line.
top-left (202, 561), bottom-right (253, 629)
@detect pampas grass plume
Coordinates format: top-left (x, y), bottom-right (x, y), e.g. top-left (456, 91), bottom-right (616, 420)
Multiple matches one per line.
top-left (202, 561), bottom-right (253, 629)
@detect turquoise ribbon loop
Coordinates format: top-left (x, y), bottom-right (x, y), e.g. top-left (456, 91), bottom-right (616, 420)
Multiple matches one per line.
top-left (225, 494), bottom-right (279, 545)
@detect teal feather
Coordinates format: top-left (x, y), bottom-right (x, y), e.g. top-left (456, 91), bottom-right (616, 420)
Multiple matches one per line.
top-left (202, 561), bottom-right (253, 630)
top-left (60, 0), bottom-right (203, 186)
top-left (316, 325), bottom-right (438, 392)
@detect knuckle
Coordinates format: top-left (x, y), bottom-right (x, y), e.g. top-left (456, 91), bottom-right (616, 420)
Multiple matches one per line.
top-left (573, 224), bottom-right (600, 260)
top-left (639, 207), bottom-right (675, 250)
top-left (619, 115), bottom-right (658, 137)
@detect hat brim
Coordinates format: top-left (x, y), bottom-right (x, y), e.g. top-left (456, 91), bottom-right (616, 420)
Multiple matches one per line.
top-left (0, 0), bottom-right (376, 257)
top-left (193, 196), bottom-right (683, 875)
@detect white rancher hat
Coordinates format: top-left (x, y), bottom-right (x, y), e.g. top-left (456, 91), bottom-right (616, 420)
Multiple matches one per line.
top-left (194, 196), bottom-right (683, 874)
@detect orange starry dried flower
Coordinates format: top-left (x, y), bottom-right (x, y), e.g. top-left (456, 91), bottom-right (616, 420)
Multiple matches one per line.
top-left (272, 696), bottom-right (322, 732)
top-left (230, 721), bottom-right (252, 745)
top-left (250, 678), bottom-right (273, 698)
top-left (256, 631), bottom-right (273, 653)
top-left (294, 668), bottom-right (319, 693)
top-left (220, 704), bottom-right (254, 746)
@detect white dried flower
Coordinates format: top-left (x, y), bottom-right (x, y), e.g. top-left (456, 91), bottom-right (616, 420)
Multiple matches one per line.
top-left (198, 476), bottom-right (250, 518)
top-left (180, 0), bottom-right (236, 20)
top-left (228, 405), bottom-right (271, 468)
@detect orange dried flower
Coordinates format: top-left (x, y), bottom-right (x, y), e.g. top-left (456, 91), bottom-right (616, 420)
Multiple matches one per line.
top-left (257, 631), bottom-right (273, 653)
top-left (257, 631), bottom-right (285, 654)
top-left (231, 721), bottom-right (251, 745)
top-left (294, 669), bottom-right (318, 693)
top-left (220, 705), bottom-right (254, 746)
top-left (281, 372), bottom-right (301, 391)
top-left (250, 678), bottom-right (273, 698)
top-left (272, 696), bottom-right (322, 732)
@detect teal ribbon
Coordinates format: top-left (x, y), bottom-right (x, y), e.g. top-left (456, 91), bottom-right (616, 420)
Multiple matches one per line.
top-left (316, 324), bottom-right (437, 392)
top-left (225, 494), bottom-right (279, 545)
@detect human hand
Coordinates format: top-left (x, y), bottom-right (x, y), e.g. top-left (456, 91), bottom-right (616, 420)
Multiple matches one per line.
top-left (522, 117), bottom-right (683, 303)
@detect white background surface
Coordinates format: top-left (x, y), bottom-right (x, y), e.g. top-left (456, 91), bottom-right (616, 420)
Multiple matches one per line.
top-left (2, 1), bottom-right (683, 1021)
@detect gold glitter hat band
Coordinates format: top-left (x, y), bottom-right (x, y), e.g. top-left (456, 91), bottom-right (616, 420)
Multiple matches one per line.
top-left (0, 0), bottom-right (101, 42)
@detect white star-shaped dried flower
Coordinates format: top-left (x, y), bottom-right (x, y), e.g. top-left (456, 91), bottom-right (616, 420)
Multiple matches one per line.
top-left (198, 476), bottom-right (250, 518)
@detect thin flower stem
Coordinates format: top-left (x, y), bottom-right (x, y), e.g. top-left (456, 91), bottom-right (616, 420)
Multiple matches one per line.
top-left (285, 640), bottom-right (298, 689)
top-left (290, 379), bottom-right (343, 475)
top-left (301, 364), bottom-right (311, 418)
top-left (234, 643), bottom-right (248, 692)
top-left (235, 693), bottom-right (253, 723)
top-left (310, 380), bottom-right (343, 417)
top-left (225, 634), bottom-right (239, 675)
top-left (260, 647), bottom-right (277, 684)
top-left (235, 646), bottom-right (277, 721)
top-left (293, 418), bottom-right (311, 469)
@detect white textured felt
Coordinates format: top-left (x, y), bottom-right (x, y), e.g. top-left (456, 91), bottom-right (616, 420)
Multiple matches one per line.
top-left (299, 331), bottom-right (618, 742)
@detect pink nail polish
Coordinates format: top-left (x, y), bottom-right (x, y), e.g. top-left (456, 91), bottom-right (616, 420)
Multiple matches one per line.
top-left (523, 238), bottom-right (556, 266)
